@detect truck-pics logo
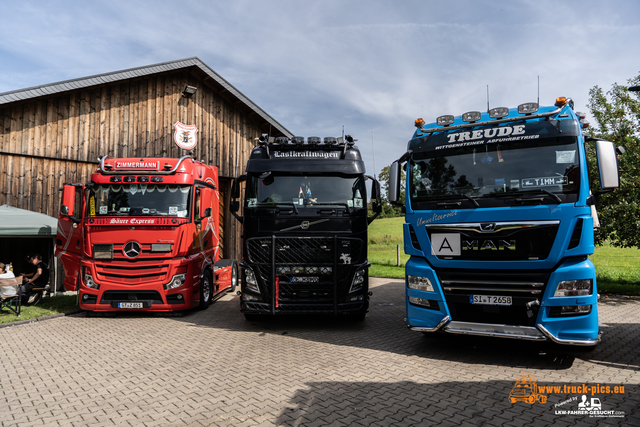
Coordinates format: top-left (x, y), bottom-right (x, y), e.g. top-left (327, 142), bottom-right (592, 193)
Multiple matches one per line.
top-left (508, 372), bottom-right (547, 404)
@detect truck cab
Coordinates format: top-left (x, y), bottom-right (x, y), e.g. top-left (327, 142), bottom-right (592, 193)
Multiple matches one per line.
top-left (389, 98), bottom-right (621, 346)
top-left (231, 135), bottom-right (381, 319)
top-left (56, 155), bottom-right (237, 312)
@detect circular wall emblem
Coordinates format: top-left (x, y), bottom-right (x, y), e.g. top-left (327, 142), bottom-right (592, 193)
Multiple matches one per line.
top-left (123, 241), bottom-right (142, 258)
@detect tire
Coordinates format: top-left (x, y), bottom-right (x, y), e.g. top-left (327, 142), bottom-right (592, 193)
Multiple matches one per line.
top-left (199, 271), bottom-right (212, 310)
top-left (229, 261), bottom-right (238, 293)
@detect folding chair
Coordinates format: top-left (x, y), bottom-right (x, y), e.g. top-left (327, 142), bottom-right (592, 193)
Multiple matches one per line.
top-left (0, 293), bottom-right (21, 317)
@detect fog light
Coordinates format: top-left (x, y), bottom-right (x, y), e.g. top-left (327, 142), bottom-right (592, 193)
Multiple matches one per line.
top-left (277, 266), bottom-right (291, 275)
top-left (554, 279), bottom-right (592, 297)
top-left (549, 305), bottom-right (592, 317)
top-left (319, 266), bottom-right (332, 274)
top-left (407, 275), bottom-right (434, 292)
top-left (409, 296), bottom-right (431, 307)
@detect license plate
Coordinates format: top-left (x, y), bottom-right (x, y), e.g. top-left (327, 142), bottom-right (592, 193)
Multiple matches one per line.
top-left (118, 302), bottom-right (144, 309)
top-left (290, 276), bottom-right (319, 283)
top-left (470, 295), bottom-right (512, 306)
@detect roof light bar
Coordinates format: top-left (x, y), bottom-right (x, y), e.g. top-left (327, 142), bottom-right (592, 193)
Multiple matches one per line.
top-left (518, 103), bottom-right (539, 114)
top-left (274, 137), bottom-right (288, 144)
top-left (292, 136), bottom-right (304, 145)
top-left (437, 115), bottom-right (455, 126)
top-left (488, 107), bottom-right (509, 119)
top-left (324, 137), bottom-right (337, 145)
top-left (307, 136), bottom-right (321, 145)
top-left (462, 111), bottom-right (481, 123)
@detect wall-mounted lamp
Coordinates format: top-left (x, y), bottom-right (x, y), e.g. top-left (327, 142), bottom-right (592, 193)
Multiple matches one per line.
top-left (182, 85), bottom-right (198, 98)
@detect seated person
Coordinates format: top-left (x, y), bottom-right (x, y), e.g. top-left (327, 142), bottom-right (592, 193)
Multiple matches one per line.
top-left (18, 254), bottom-right (49, 304)
top-left (0, 262), bottom-right (18, 298)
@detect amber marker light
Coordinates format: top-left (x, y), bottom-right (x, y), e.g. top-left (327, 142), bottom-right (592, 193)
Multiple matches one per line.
top-left (555, 96), bottom-right (568, 106)
top-left (415, 118), bottom-right (425, 128)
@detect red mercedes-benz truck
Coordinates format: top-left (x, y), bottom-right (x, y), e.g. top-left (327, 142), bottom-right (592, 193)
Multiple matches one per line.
top-left (56, 155), bottom-right (237, 312)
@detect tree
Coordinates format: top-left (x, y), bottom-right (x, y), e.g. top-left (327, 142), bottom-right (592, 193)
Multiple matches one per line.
top-left (376, 165), bottom-right (405, 218)
top-left (586, 72), bottom-right (640, 247)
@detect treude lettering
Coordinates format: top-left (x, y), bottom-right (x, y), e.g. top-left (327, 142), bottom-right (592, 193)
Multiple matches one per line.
top-left (446, 125), bottom-right (525, 143)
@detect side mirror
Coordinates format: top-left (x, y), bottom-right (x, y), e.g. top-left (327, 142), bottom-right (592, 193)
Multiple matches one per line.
top-left (61, 205), bottom-right (70, 216)
top-left (389, 161), bottom-right (402, 205)
top-left (204, 207), bottom-right (212, 218)
top-left (595, 140), bottom-right (621, 191)
top-left (230, 175), bottom-right (247, 223)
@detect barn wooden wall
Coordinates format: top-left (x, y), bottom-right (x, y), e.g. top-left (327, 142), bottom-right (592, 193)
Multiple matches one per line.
top-left (0, 69), bottom-right (263, 260)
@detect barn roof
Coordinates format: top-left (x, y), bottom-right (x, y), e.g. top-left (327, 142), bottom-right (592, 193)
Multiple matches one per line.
top-left (0, 57), bottom-right (293, 138)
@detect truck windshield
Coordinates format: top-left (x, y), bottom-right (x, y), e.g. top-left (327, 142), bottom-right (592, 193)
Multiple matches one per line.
top-left (89, 184), bottom-right (191, 217)
top-left (409, 136), bottom-right (580, 207)
top-left (246, 174), bottom-right (367, 209)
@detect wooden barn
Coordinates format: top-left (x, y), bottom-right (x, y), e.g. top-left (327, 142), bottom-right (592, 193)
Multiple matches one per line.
top-left (0, 57), bottom-right (293, 268)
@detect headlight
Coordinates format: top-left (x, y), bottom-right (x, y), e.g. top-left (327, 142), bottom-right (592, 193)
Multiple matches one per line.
top-left (554, 279), bottom-right (593, 297)
top-left (164, 273), bottom-right (186, 290)
top-left (407, 275), bottom-right (434, 292)
top-left (349, 269), bottom-right (366, 292)
top-left (245, 268), bottom-right (260, 294)
top-left (84, 273), bottom-right (99, 289)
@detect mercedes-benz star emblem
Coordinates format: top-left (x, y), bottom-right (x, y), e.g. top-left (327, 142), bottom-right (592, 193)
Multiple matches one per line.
top-left (123, 241), bottom-right (142, 258)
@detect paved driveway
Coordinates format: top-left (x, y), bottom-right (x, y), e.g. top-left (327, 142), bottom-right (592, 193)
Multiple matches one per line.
top-left (1, 278), bottom-right (639, 426)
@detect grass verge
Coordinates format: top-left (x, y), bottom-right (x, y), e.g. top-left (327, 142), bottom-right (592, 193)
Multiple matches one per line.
top-left (0, 295), bottom-right (78, 324)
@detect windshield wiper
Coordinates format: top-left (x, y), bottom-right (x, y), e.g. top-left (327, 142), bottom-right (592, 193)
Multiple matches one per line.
top-left (307, 202), bottom-right (353, 215)
top-left (485, 189), bottom-right (562, 204)
top-left (256, 202), bottom-right (299, 214)
top-left (435, 194), bottom-right (480, 208)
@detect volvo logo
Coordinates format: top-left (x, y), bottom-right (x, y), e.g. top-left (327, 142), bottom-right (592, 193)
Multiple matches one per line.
top-left (123, 241), bottom-right (142, 258)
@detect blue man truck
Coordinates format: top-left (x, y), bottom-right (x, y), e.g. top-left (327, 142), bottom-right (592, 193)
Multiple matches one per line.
top-left (388, 97), bottom-right (622, 346)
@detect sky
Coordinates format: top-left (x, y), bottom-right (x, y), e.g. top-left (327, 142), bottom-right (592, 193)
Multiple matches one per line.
top-left (1, 0), bottom-right (639, 179)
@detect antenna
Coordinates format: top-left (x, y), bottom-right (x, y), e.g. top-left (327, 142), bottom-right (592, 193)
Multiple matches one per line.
top-left (371, 131), bottom-right (376, 178)
top-left (537, 76), bottom-right (540, 105)
top-left (486, 85), bottom-right (490, 113)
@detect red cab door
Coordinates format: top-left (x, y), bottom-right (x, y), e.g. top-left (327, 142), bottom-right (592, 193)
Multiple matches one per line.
top-left (55, 184), bottom-right (85, 291)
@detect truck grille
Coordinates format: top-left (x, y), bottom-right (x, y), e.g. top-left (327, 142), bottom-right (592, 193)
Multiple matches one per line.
top-left (245, 236), bottom-right (365, 312)
top-left (94, 261), bottom-right (170, 285)
top-left (437, 269), bottom-right (551, 326)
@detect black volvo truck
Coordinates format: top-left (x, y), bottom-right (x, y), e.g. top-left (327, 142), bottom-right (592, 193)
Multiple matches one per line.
top-left (231, 135), bottom-right (381, 320)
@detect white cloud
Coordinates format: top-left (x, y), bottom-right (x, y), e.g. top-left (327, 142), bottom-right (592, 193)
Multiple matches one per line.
top-left (1, 0), bottom-right (639, 174)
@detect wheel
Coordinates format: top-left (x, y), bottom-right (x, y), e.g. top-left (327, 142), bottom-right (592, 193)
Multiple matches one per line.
top-left (199, 271), bottom-right (212, 310)
top-left (538, 395), bottom-right (547, 404)
top-left (527, 395), bottom-right (535, 404)
top-left (508, 397), bottom-right (516, 404)
top-left (229, 261), bottom-right (238, 293)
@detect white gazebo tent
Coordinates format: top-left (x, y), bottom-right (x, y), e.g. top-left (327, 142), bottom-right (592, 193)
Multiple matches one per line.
top-left (0, 205), bottom-right (59, 294)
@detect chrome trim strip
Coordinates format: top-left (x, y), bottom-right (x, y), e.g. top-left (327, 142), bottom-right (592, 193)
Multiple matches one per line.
top-left (424, 221), bottom-right (560, 234)
top-left (443, 287), bottom-right (542, 294)
top-left (443, 321), bottom-right (547, 341)
top-left (417, 105), bottom-right (564, 135)
top-left (408, 315), bottom-right (450, 332)
top-left (441, 280), bottom-right (544, 287)
top-left (537, 324), bottom-right (600, 346)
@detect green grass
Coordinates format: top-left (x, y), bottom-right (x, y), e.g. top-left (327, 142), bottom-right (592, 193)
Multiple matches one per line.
top-left (368, 217), bottom-right (640, 295)
top-left (0, 295), bottom-right (78, 324)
